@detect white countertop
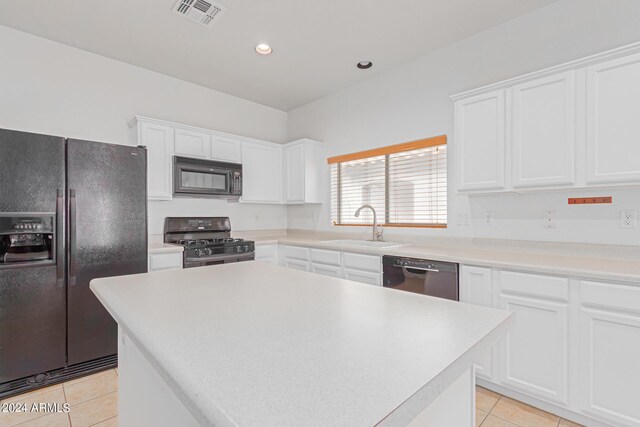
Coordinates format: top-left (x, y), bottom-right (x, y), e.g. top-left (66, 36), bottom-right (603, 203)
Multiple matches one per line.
top-left (91, 262), bottom-right (512, 427)
top-left (147, 242), bottom-right (183, 254)
top-left (249, 232), bottom-right (640, 283)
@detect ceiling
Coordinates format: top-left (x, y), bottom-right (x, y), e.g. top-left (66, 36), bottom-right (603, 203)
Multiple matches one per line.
top-left (0, 0), bottom-right (558, 111)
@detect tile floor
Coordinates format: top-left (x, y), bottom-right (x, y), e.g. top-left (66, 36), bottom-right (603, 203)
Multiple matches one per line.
top-left (2, 370), bottom-right (584, 427)
top-left (0, 369), bottom-right (118, 427)
top-left (476, 386), bottom-right (583, 427)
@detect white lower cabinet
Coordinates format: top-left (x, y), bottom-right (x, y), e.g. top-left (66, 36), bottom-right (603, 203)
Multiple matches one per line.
top-left (460, 265), bottom-right (640, 426)
top-left (255, 244), bottom-right (278, 264)
top-left (496, 271), bottom-right (569, 405)
top-left (459, 265), bottom-right (493, 380)
top-left (148, 252), bottom-right (183, 272)
top-left (497, 293), bottom-right (569, 405)
top-left (279, 245), bottom-right (381, 286)
top-left (578, 280), bottom-right (640, 427)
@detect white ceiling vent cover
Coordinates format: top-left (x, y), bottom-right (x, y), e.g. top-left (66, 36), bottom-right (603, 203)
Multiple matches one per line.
top-left (172, 0), bottom-right (226, 27)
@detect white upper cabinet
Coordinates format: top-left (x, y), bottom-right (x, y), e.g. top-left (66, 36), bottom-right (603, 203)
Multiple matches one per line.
top-left (211, 135), bottom-right (242, 163)
top-left (283, 139), bottom-right (324, 204)
top-left (241, 141), bottom-right (283, 204)
top-left (138, 121), bottom-right (174, 200)
top-left (174, 128), bottom-right (211, 159)
top-left (133, 116), bottom-right (287, 203)
top-left (586, 52), bottom-right (640, 184)
top-left (453, 43), bottom-right (640, 193)
top-left (511, 72), bottom-right (576, 188)
top-left (455, 90), bottom-right (506, 191)
top-left (285, 142), bottom-right (305, 203)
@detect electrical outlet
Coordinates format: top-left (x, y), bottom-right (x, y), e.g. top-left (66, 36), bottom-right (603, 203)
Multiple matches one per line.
top-left (621, 211), bottom-right (637, 229)
top-left (484, 211), bottom-right (493, 227)
top-left (545, 210), bottom-right (556, 228)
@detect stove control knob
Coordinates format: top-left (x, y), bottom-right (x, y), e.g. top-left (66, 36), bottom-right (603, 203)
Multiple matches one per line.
top-left (244, 245), bottom-right (250, 252)
top-left (194, 249), bottom-right (202, 257)
top-left (204, 248), bottom-right (212, 256)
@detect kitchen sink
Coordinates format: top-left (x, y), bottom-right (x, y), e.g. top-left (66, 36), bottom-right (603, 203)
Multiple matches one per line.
top-left (321, 239), bottom-right (406, 248)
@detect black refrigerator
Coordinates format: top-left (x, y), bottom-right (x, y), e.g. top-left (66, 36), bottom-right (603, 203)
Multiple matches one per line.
top-left (0, 128), bottom-right (147, 398)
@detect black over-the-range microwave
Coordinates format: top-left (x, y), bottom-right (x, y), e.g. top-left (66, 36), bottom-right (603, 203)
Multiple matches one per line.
top-left (173, 156), bottom-right (242, 198)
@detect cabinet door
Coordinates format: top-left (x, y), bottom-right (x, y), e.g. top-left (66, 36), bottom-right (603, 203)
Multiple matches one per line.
top-left (285, 143), bottom-right (305, 203)
top-left (139, 121), bottom-right (174, 200)
top-left (512, 72), bottom-right (575, 188)
top-left (459, 266), bottom-right (493, 380)
top-left (148, 253), bottom-right (183, 271)
top-left (497, 293), bottom-right (569, 405)
top-left (174, 128), bottom-right (210, 159)
top-left (211, 135), bottom-right (242, 163)
top-left (311, 263), bottom-right (342, 278)
top-left (586, 53), bottom-right (640, 184)
top-left (284, 259), bottom-right (310, 272)
top-left (343, 268), bottom-right (380, 286)
top-left (578, 280), bottom-right (640, 426)
top-left (241, 142), bottom-right (283, 203)
top-left (255, 244), bottom-right (278, 264)
top-left (455, 90), bottom-right (506, 191)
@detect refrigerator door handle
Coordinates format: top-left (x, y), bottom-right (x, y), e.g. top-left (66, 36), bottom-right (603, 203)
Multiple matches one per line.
top-left (68, 189), bottom-right (77, 287)
top-left (56, 189), bottom-right (65, 287)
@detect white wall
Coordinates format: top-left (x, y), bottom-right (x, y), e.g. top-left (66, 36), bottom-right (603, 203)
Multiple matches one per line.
top-left (0, 25), bottom-right (289, 234)
top-left (287, 0), bottom-right (640, 246)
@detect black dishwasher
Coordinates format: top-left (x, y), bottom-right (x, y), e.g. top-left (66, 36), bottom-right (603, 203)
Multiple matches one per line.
top-left (382, 256), bottom-right (459, 300)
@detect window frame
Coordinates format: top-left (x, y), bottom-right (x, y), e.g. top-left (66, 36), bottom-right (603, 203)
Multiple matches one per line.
top-left (328, 135), bottom-right (448, 229)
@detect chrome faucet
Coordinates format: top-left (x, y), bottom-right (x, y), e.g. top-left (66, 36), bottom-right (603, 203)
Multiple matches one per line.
top-left (354, 204), bottom-right (384, 241)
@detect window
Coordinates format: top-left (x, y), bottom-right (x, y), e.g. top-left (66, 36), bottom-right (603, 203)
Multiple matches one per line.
top-left (329, 136), bottom-right (447, 228)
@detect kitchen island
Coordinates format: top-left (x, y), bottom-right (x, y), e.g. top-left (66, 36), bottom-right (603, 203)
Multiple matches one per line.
top-left (90, 262), bottom-right (512, 426)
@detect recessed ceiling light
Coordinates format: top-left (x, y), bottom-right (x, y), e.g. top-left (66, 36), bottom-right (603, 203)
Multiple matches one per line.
top-left (357, 61), bottom-right (373, 70)
top-left (256, 44), bottom-right (273, 55)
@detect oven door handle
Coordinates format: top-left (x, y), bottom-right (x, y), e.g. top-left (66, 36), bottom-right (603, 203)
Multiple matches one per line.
top-left (184, 253), bottom-right (242, 263)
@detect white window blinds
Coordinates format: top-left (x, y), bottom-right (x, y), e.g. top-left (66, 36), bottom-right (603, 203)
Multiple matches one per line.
top-left (329, 136), bottom-right (447, 228)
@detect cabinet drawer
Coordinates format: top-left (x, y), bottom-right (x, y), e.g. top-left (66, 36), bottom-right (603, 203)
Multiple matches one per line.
top-left (255, 244), bottom-right (277, 260)
top-left (581, 280), bottom-right (640, 314)
top-left (148, 253), bottom-right (183, 271)
top-left (281, 245), bottom-right (309, 261)
top-left (342, 252), bottom-right (381, 273)
top-left (500, 270), bottom-right (568, 301)
top-left (284, 259), bottom-right (310, 272)
top-left (310, 249), bottom-right (341, 266)
top-left (344, 269), bottom-right (380, 286)
top-left (311, 263), bottom-right (342, 278)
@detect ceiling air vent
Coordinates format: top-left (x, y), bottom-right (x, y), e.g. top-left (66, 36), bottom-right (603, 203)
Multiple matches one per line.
top-left (172, 0), bottom-right (226, 27)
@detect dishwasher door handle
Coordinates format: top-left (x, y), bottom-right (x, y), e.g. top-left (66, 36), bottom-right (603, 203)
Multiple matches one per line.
top-left (402, 266), bottom-right (440, 273)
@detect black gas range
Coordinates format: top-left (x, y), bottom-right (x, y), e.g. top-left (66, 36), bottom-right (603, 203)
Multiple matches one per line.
top-left (164, 217), bottom-right (255, 268)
